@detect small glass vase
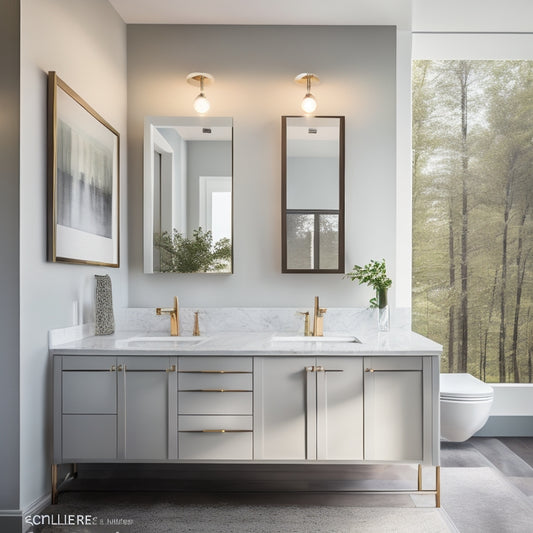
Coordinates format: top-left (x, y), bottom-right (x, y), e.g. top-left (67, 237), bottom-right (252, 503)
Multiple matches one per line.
top-left (377, 288), bottom-right (390, 332)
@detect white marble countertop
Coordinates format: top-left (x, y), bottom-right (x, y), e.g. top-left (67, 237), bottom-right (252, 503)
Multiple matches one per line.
top-left (49, 329), bottom-right (442, 357)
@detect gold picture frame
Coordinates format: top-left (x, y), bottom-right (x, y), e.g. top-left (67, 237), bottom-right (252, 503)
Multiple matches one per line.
top-left (47, 71), bottom-right (120, 267)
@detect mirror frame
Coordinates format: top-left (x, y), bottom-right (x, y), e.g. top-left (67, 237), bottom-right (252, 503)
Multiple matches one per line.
top-left (281, 115), bottom-right (345, 273)
top-left (143, 116), bottom-right (234, 274)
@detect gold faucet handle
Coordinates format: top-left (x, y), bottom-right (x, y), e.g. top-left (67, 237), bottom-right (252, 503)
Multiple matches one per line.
top-left (297, 311), bottom-right (311, 336)
top-left (318, 307), bottom-right (327, 316)
top-left (193, 311), bottom-right (201, 336)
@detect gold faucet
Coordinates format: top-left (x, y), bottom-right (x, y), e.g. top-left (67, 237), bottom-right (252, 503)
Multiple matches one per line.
top-left (298, 311), bottom-right (311, 336)
top-left (312, 296), bottom-right (327, 336)
top-left (156, 296), bottom-right (180, 336)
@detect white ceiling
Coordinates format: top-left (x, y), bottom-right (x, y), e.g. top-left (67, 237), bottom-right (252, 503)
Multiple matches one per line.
top-left (109, 0), bottom-right (533, 32)
top-left (108, 0), bottom-right (411, 28)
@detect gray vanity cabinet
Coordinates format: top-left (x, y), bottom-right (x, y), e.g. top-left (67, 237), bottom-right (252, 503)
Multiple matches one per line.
top-left (54, 355), bottom-right (177, 463)
top-left (363, 357), bottom-right (435, 462)
top-left (254, 357), bottom-right (364, 461)
top-left (177, 357), bottom-right (253, 460)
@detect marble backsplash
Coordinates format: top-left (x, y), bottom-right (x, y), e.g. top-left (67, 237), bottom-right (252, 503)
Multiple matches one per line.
top-left (50, 307), bottom-right (411, 346)
top-left (116, 306), bottom-right (412, 336)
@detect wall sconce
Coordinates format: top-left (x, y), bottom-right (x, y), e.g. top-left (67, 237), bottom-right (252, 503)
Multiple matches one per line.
top-left (186, 72), bottom-right (214, 114)
top-left (294, 73), bottom-right (320, 114)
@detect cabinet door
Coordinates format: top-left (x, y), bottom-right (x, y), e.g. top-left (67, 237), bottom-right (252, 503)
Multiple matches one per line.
top-left (119, 357), bottom-right (177, 460)
top-left (364, 357), bottom-right (423, 461)
top-left (254, 357), bottom-right (315, 460)
top-left (316, 357), bottom-right (364, 460)
top-left (60, 356), bottom-right (118, 462)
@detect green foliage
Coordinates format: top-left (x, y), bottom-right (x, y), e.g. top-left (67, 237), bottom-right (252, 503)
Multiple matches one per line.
top-left (412, 60), bottom-right (533, 383)
top-left (345, 259), bottom-right (392, 308)
top-left (154, 228), bottom-right (231, 273)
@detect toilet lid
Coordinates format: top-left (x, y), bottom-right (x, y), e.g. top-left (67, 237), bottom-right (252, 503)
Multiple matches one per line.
top-left (440, 373), bottom-right (494, 400)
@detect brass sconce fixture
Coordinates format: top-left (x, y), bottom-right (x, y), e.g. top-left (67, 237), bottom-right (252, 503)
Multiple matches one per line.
top-left (186, 72), bottom-right (214, 114)
top-left (294, 73), bottom-right (320, 114)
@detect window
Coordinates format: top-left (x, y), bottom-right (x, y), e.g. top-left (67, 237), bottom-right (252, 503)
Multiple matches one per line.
top-left (412, 60), bottom-right (533, 383)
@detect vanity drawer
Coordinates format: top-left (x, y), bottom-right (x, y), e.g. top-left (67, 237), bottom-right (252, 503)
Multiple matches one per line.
top-left (178, 372), bottom-right (252, 391)
top-left (178, 416), bottom-right (252, 460)
top-left (62, 356), bottom-right (116, 371)
top-left (178, 391), bottom-right (252, 415)
top-left (179, 357), bottom-right (252, 373)
top-left (179, 415), bottom-right (253, 432)
top-left (364, 357), bottom-right (423, 372)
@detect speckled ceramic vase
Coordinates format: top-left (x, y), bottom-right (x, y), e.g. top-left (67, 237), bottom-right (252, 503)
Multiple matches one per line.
top-left (95, 274), bottom-right (115, 335)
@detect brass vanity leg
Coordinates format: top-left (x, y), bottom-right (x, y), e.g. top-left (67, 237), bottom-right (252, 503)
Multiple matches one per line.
top-left (51, 464), bottom-right (58, 505)
top-left (417, 464), bottom-right (422, 492)
top-left (436, 466), bottom-right (441, 508)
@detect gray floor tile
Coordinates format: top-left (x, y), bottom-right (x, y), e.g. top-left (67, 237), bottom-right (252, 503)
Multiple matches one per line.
top-left (440, 441), bottom-right (493, 468)
top-left (499, 437), bottom-right (533, 469)
top-left (469, 437), bottom-right (533, 477)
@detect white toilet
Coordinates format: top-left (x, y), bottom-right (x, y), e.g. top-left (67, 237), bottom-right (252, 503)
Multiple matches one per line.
top-left (440, 373), bottom-right (494, 442)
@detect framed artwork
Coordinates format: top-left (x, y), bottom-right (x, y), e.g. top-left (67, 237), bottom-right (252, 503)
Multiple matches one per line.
top-left (47, 71), bottom-right (120, 267)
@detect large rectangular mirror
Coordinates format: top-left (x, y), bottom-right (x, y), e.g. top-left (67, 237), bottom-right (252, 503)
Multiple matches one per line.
top-left (282, 116), bottom-right (345, 273)
top-left (143, 117), bottom-right (233, 273)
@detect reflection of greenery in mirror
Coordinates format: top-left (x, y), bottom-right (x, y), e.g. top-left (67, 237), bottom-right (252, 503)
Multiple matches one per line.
top-left (154, 227), bottom-right (231, 273)
top-left (143, 116), bottom-right (233, 274)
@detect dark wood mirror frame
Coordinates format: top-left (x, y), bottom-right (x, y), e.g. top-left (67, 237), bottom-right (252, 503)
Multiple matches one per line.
top-left (281, 116), bottom-right (345, 273)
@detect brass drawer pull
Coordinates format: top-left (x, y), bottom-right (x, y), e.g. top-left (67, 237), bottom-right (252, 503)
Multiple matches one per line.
top-left (365, 368), bottom-right (421, 373)
top-left (178, 370), bottom-right (251, 374)
top-left (179, 429), bottom-right (253, 433)
top-left (166, 365), bottom-right (177, 373)
top-left (181, 389), bottom-right (251, 393)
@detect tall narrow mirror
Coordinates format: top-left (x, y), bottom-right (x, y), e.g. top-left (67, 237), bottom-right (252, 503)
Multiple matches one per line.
top-left (282, 116), bottom-right (345, 273)
top-left (143, 117), bottom-right (233, 273)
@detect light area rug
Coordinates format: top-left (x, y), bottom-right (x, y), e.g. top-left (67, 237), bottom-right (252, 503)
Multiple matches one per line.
top-left (441, 467), bottom-right (533, 533)
top-left (30, 493), bottom-right (452, 533)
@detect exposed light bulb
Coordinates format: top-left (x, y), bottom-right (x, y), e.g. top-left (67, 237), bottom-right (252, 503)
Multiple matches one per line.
top-left (301, 93), bottom-right (317, 114)
top-left (193, 93), bottom-right (210, 114)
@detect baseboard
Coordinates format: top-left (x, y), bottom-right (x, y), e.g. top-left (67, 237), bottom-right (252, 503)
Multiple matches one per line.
top-left (21, 492), bottom-right (51, 533)
top-left (0, 514), bottom-right (22, 533)
top-left (474, 416), bottom-right (533, 437)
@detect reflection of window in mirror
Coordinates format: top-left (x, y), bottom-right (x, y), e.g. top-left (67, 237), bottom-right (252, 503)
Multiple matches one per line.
top-left (199, 176), bottom-right (232, 243)
top-left (282, 116), bottom-right (344, 273)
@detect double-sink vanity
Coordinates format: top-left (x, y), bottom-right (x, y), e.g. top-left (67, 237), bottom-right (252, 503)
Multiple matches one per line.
top-left (50, 302), bottom-right (442, 506)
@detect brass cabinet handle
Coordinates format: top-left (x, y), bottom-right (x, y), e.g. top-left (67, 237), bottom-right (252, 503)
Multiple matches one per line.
top-left (365, 368), bottom-right (375, 373)
top-left (166, 364), bottom-right (177, 373)
top-left (178, 370), bottom-right (251, 374)
top-left (179, 429), bottom-right (253, 433)
top-left (110, 365), bottom-right (116, 372)
top-left (306, 366), bottom-right (315, 372)
top-left (181, 389), bottom-right (251, 393)
top-left (117, 364), bottom-right (125, 372)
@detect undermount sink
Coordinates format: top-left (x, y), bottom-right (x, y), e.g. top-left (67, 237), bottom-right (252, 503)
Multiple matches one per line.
top-left (120, 336), bottom-right (206, 344)
top-left (271, 335), bottom-right (362, 343)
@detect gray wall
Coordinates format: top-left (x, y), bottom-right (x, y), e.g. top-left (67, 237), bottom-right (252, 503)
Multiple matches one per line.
top-left (19, 0), bottom-right (128, 513)
top-left (128, 25), bottom-right (397, 308)
top-left (0, 0), bottom-right (21, 528)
